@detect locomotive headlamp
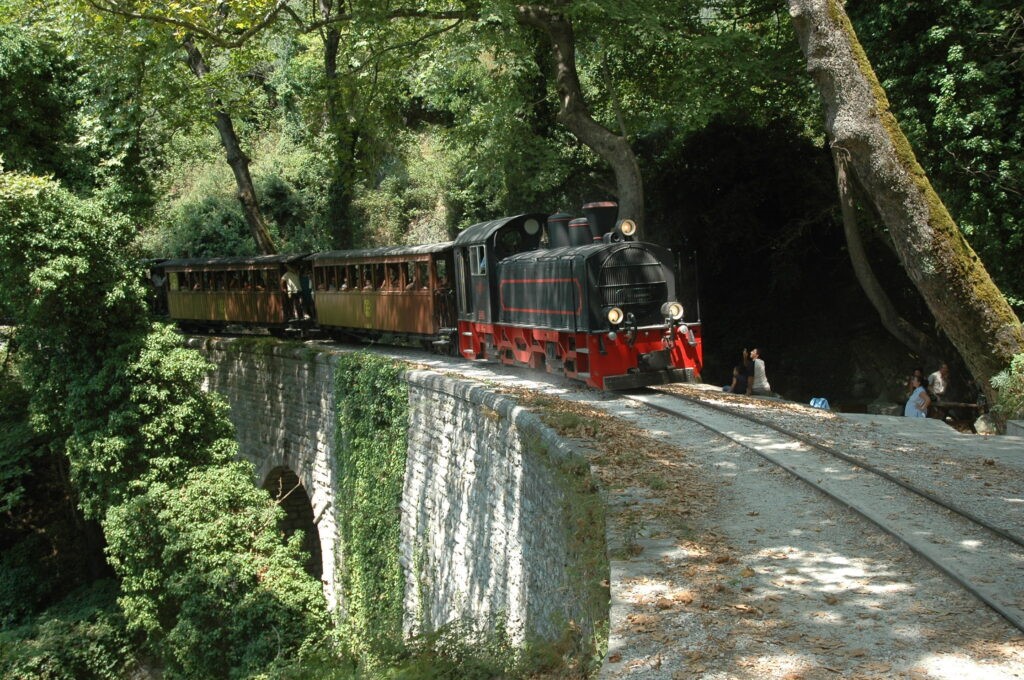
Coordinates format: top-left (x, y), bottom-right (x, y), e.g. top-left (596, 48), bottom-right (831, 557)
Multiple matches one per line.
top-left (606, 306), bottom-right (624, 325)
top-left (661, 301), bottom-right (684, 320)
top-left (617, 219), bottom-right (638, 237)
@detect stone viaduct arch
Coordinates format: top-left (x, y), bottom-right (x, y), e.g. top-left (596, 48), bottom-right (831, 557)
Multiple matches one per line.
top-left (188, 337), bottom-right (608, 649)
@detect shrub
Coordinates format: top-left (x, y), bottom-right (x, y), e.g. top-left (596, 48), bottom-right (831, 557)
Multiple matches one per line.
top-left (991, 352), bottom-right (1024, 420)
top-left (104, 463), bottom-right (329, 679)
top-left (0, 581), bottom-right (132, 680)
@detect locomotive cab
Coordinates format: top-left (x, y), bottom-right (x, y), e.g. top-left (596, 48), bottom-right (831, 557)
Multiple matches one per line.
top-left (453, 213), bottom-right (547, 324)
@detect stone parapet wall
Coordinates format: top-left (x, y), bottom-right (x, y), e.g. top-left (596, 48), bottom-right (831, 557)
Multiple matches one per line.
top-left (186, 338), bottom-right (606, 648)
top-left (402, 372), bottom-right (606, 645)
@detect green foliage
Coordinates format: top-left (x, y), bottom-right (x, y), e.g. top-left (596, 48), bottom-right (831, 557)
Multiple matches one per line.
top-left (333, 353), bottom-right (409, 668)
top-left (67, 325), bottom-right (239, 517)
top-left (104, 462), bottom-right (329, 678)
top-left (143, 130), bottom-right (335, 256)
top-left (0, 366), bottom-right (42, 516)
top-left (408, 20), bottom-right (576, 223)
top-left (0, 580), bottom-right (132, 680)
top-left (0, 24), bottom-right (84, 185)
top-left (991, 353), bottom-right (1024, 420)
top-left (0, 354), bottom-right (109, 629)
top-left (0, 170), bottom-right (329, 675)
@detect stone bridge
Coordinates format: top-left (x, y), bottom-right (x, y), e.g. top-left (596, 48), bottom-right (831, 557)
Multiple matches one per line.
top-left (186, 337), bottom-right (607, 649)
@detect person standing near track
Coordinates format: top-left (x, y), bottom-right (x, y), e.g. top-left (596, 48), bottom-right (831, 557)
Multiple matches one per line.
top-left (280, 265), bottom-right (302, 320)
top-left (748, 347), bottom-right (771, 397)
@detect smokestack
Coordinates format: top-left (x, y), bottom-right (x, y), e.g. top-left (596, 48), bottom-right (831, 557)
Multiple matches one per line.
top-left (567, 218), bottom-right (592, 246)
top-left (582, 201), bottom-right (619, 242)
top-left (546, 213), bottom-right (571, 248)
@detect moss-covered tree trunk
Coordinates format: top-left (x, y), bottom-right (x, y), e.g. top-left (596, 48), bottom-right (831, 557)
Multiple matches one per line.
top-left (788, 0), bottom-right (1024, 400)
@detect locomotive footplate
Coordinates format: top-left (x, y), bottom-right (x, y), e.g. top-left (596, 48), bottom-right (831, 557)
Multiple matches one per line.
top-left (603, 367), bottom-right (694, 391)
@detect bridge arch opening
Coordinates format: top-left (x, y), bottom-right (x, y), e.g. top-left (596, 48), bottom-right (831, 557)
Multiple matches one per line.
top-left (263, 466), bottom-right (323, 581)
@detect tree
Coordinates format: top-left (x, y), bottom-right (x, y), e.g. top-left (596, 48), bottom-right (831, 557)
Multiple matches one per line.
top-left (847, 1), bottom-right (1024, 306)
top-left (77, 0), bottom-right (281, 253)
top-left (516, 4), bottom-right (646, 230)
top-left (787, 0), bottom-right (1024, 399)
top-left (182, 35), bottom-right (277, 253)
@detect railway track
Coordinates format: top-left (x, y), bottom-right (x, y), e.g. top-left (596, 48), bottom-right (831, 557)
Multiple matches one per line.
top-left (621, 386), bottom-right (1024, 634)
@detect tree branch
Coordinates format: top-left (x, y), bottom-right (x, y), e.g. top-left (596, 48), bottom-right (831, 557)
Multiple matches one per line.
top-left (86, 0), bottom-right (290, 49)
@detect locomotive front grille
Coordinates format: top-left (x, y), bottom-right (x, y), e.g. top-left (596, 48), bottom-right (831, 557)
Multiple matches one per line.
top-left (601, 285), bottom-right (661, 306)
top-left (597, 248), bottom-right (668, 322)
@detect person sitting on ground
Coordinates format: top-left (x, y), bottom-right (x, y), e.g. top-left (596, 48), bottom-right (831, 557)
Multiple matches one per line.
top-left (904, 373), bottom-right (930, 418)
top-left (907, 366), bottom-right (924, 398)
top-left (724, 349), bottom-right (751, 394)
top-left (747, 347), bottom-right (771, 396)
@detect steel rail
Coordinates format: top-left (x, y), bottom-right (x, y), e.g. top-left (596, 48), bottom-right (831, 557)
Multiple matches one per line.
top-left (622, 387), bottom-right (1024, 634)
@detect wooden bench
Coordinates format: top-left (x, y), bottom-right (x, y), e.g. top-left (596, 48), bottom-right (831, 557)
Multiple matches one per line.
top-left (931, 401), bottom-right (985, 419)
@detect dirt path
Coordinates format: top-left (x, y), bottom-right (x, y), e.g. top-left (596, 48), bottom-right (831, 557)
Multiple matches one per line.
top-left (523, 390), bottom-right (1024, 680)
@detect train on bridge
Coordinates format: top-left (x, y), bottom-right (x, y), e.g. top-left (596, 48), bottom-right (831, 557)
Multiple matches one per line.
top-left (153, 202), bottom-right (703, 390)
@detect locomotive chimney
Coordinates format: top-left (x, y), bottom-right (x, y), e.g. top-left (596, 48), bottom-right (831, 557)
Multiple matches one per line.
top-left (546, 212), bottom-right (572, 248)
top-left (567, 217), bottom-right (593, 246)
top-left (582, 201), bottom-right (619, 242)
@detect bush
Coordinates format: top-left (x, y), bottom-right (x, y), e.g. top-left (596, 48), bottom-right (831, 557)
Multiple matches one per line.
top-left (0, 581), bottom-right (132, 680)
top-left (104, 462), bottom-right (329, 679)
top-left (991, 352), bottom-right (1024, 420)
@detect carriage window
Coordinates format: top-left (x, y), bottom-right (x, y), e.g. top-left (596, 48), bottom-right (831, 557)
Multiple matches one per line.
top-left (469, 245), bottom-right (486, 276)
top-left (404, 261), bottom-right (417, 290)
top-left (241, 271), bottom-right (253, 290)
top-left (436, 259), bottom-right (450, 288)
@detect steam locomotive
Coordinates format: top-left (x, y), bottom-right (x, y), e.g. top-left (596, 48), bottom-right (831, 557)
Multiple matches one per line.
top-left (155, 202), bottom-right (703, 390)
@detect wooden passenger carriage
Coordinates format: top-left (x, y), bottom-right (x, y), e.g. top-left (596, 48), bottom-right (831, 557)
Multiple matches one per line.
top-left (162, 254), bottom-right (309, 332)
top-left (309, 243), bottom-right (456, 346)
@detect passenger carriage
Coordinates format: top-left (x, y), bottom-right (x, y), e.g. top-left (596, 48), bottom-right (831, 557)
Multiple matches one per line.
top-left (309, 244), bottom-right (457, 348)
top-left (161, 254), bottom-right (310, 334)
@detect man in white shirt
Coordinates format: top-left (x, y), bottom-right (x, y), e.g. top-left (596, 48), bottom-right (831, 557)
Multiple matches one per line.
top-left (928, 362), bottom-right (949, 401)
top-left (748, 347), bottom-right (772, 396)
top-left (280, 266), bottom-right (302, 319)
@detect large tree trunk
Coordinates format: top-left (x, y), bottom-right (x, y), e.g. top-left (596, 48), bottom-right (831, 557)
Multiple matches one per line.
top-left (788, 0), bottom-right (1024, 401)
top-left (832, 146), bottom-right (939, 360)
top-left (517, 6), bottom-right (646, 233)
top-left (183, 37), bottom-right (277, 254)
